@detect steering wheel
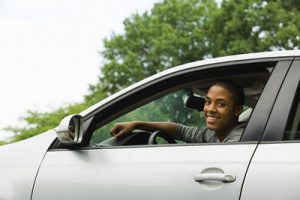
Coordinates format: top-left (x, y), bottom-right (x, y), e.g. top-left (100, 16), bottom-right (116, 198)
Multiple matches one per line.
top-left (148, 131), bottom-right (177, 144)
top-left (98, 131), bottom-right (176, 147)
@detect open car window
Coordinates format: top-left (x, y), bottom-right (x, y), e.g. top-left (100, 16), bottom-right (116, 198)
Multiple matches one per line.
top-left (88, 62), bottom-right (275, 147)
top-left (91, 90), bottom-right (204, 144)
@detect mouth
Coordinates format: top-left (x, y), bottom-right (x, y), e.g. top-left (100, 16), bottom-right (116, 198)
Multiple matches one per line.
top-left (206, 115), bottom-right (219, 124)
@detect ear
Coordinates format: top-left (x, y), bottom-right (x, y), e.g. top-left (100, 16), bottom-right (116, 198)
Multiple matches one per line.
top-left (234, 105), bottom-right (243, 117)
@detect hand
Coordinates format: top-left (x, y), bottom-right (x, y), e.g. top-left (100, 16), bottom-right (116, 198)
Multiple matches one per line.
top-left (110, 122), bottom-right (136, 140)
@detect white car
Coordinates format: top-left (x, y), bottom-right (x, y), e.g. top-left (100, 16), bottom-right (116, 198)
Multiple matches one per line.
top-left (1, 51), bottom-right (300, 200)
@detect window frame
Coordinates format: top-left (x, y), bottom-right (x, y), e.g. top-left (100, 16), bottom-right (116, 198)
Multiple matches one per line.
top-left (262, 59), bottom-right (300, 142)
top-left (80, 62), bottom-right (282, 147)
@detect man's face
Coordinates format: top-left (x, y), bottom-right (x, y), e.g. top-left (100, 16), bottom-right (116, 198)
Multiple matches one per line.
top-left (204, 85), bottom-right (241, 134)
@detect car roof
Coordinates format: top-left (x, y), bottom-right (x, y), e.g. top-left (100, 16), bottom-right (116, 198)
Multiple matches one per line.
top-left (81, 50), bottom-right (300, 118)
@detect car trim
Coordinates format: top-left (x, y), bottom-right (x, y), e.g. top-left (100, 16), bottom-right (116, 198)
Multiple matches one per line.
top-left (262, 59), bottom-right (300, 141)
top-left (49, 141), bottom-right (259, 151)
top-left (241, 60), bottom-right (293, 141)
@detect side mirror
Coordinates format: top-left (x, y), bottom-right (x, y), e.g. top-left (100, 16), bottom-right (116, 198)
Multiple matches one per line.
top-left (55, 114), bottom-right (84, 145)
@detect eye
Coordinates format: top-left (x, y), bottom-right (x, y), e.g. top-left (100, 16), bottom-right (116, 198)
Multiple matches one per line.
top-left (205, 98), bottom-right (211, 106)
top-left (217, 101), bottom-right (226, 108)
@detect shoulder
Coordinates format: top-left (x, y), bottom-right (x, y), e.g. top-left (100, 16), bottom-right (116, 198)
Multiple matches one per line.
top-left (224, 122), bottom-right (246, 142)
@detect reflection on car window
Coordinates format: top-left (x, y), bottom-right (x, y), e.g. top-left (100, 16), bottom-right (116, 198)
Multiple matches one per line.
top-left (283, 85), bottom-right (300, 140)
top-left (90, 90), bottom-right (203, 144)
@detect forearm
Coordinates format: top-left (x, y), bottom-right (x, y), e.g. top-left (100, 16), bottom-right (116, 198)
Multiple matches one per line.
top-left (133, 121), bottom-right (178, 136)
top-left (111, 121), bottom-right (178, 140)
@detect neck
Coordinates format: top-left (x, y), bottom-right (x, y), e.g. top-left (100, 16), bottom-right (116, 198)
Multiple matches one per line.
top-left (215, 121), bottom-right (238, 142)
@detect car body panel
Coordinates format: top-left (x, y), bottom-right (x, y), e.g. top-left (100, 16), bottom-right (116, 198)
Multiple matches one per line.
top-left (2, 51), bottom-right (300, 199)
top-left (0, 131), bottom-right (56, 200)
top-left (240, 143), bottom-right (300, 200)
top-left (32, 144), bottom-right (256, 200)
top-left (241, 55), bottom-right (300, 199)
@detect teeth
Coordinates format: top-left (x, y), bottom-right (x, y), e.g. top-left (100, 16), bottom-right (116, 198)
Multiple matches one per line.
top-left (208, 118), bottom-right (217, 121)
top-left (207, 116), bottom-right (218, 122)
top-left (207, 116), bottom-right (217, 119)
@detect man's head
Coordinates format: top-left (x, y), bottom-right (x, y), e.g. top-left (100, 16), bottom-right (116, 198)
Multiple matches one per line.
top-left (204, 80), bottom-right (244, 138)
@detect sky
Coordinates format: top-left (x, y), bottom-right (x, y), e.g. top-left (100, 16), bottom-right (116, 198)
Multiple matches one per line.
top-left (0, 0), bottom-right (161, 140)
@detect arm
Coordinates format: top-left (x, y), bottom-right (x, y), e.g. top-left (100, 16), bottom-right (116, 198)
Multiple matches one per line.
top-left (111, 121), bottom-right (178, 140)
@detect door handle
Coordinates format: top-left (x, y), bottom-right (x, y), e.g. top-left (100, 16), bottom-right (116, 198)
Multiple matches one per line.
top-left (193, 173), bottom-right (236, 183)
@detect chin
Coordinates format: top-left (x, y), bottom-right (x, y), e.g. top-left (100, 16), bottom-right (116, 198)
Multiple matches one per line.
top-left (206, 124), bottom-right (217, 131)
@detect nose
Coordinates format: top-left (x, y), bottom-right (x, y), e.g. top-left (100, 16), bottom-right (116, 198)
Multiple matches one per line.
top-left (205, 102), bottom-right (217, 113)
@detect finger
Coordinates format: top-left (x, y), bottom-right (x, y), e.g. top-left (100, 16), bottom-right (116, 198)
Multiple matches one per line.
top-left (110, 128), bottom-right (117, 136)
top-left (110, 124), bottom-right (121, 136)
top-left (115, 129), bottom-right (126, 140)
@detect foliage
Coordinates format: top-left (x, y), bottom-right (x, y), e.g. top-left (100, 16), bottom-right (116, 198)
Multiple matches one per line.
top-left (4, 83), bottom-right (108, 143)
top-left (0, 140), bottom-right (8, 146)
top-left (3, 0), bottom-right (300, 143)
top-left (6, 103), bottom-right (85, 142)
top-left (98, 0), bottom-right (300, 95)
top-left (208, 0), bottom-right (300, 56)
top-left (100, 0), bottom-right (217, 94)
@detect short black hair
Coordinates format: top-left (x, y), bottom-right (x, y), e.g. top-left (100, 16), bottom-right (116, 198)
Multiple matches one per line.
top-left (211, 80), bottom-right (245, 107)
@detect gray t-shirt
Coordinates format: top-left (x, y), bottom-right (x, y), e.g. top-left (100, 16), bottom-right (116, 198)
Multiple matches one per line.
top-left (174, 123), bottom-right (246, 143)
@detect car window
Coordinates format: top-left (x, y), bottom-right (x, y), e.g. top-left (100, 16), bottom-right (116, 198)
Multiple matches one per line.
top-left (85, 62), bottom-right (278, 147)
top-left (89, 71), bottom-right (273, 146)
top-left (283, 85), bottom-right (300, 140)
top-left (91, 90), bottom-right (204, 144)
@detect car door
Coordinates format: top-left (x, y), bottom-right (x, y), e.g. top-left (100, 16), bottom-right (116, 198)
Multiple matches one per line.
top-left (240, 59), bottom-right (300, 200)
top-left (31, 59), bottom-right (290, 200)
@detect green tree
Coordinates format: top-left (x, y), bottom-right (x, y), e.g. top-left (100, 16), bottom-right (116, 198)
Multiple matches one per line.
top-left (99, 0), bottom-right (300, 92)
top-left (0, 140), bottom-right (8, 146)
top-left (100, 0), bottom-right (216, 93)
top-left (4, 0), bottom-right (300, 143)
top-left (208, 0), bottom-right (300, 56)
top-left (6, 103), bottom-right (85, 142)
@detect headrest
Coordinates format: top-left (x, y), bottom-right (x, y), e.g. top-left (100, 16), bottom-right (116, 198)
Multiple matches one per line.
top-left (238, 108), bottom-right (253, 122)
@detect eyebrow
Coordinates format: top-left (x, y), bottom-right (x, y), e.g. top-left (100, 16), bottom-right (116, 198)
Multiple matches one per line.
top-left (205, 96), bottom-right (227, 102)
top-left (216, 98), bottom-right (227, 102)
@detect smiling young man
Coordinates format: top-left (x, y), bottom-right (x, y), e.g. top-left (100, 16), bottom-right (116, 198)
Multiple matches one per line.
top-left (111, 80), bottom-right (245, 143)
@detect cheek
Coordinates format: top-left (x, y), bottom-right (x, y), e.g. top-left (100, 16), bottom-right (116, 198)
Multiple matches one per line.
top-left (219, 108), bottom-right (235, 118)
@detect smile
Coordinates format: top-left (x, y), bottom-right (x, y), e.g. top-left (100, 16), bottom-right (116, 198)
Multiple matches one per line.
top-left (206, 115), bottom-right (219, 123)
